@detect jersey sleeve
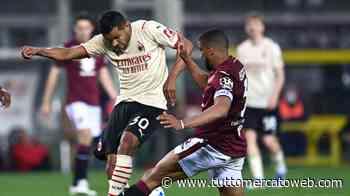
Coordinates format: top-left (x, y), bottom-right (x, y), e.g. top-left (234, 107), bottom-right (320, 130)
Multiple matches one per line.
top-left (271, 43), bottom-right (284, 68)
top-left (143, 20), bottom-right (179, 49)
top-left (213, 71), bottom-right (234, 102)
top-left (81, 34), bottom-right (106, 57)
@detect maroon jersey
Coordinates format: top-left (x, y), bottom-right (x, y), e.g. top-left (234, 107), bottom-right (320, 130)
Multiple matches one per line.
top-left (56, 40), bottom-right (106, 105)
top-left (195, 56), bottom-right (247, 158)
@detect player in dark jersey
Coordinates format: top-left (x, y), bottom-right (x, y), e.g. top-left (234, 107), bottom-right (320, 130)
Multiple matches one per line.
top-left (40, 14), bottom-right (117, 196)
top-left (0, 86), bottom-right (11, 108)
top-left (122, 30), bottom-right (248, 196)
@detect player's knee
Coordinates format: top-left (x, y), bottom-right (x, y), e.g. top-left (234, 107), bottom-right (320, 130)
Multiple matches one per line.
top-left (245, 130), bottom-right (257, 144)
top-left (262, 135), bottom-right (280, 151)
top-left (117, 131), bottom-right (140, 155)
top-left (77, 128), bottom-right (93, 146)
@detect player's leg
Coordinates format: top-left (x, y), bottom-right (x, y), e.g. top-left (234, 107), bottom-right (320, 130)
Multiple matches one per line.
top-left (107, 131), bottom-right (140, 196)
top-left (261, 110), bottom-right (287, 179)
top-left (66, 102), bottom-right (100, 195)
top-left (107, 103), bottom-right (164, 196)
top-left (218, 186), bottom-right (244, 196)
top-left (74, 128), bottom-right (93, 185)
top-left (244, 108), bottom-right (264, 180)
top-left (209, 155), bottom-right (245, 196)
top-left (262, 135), bottom-right (287, 178)
top-left (123, 149), bottom-right (188, 196)
top-left (123, 138), bottom-right (208, 196)
top-left (246, 129), bottom-right (264, 180)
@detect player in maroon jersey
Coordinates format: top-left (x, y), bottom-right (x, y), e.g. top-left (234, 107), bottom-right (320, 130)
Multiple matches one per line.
top-left (122, 30), bottom-right (247, 196)
top-left (0, 86), bottom-right (11, 108)
top-left (40, 14), bottom-right (117, 196)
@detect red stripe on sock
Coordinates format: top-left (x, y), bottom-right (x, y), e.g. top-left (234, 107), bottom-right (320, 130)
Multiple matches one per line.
top-left (112, 174), bottom-right (130, 180)
top-left (115, 165), bottom-right (132, 169)
top-left (111, 178), bottom-right (126, 184)
top-left (114, 169), bottom-right (132, 175)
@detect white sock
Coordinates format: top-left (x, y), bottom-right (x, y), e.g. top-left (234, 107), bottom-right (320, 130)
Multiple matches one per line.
top-left (273, 151), bottom-right (287, 175)
top-left (108, 155), bottom-right (133, 196)
top-left (248, 154), bottom-right (264, 180)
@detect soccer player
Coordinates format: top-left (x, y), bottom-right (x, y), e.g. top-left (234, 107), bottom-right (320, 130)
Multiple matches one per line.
top-left (236, 14), bottom-right (287, 182)
top-left (21, 11), bottom-right (192, 196)
top-left (40, 14), bottom-right (117, 195)
top-left (0, 86), bottom-right (11, 108)
top-left (123, 30), bottom-right (248, 196)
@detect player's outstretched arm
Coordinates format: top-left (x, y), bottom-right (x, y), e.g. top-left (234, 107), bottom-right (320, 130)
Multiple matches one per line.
top-left (158, 96), bottom-right (231, 130)
top-left (21, 45), bottom-right (89, 61)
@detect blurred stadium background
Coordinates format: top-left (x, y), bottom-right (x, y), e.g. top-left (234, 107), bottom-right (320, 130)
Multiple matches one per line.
top-left (0, 0), bottom-right (349, 195)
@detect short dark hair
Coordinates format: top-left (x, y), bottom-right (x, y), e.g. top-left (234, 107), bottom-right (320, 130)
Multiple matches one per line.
top-left (199, 29), bottom-right (229, 50)
top-left (75, 12), bottom-right (95, 25)
top-left (98, 10), bottom-right (127, 34)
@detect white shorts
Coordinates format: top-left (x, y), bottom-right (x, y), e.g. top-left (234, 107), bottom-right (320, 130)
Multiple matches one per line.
top-left (65, 101), bottom-right (102, 137)
top-left (174, 138), bottom-right (245, 181)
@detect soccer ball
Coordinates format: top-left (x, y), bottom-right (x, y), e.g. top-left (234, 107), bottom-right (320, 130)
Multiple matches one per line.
top-left (149, 187), bottom-right (165, 196)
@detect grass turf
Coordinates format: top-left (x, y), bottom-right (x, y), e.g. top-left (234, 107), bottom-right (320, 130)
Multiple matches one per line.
top-left (0, 166), bottom-right (348, 196)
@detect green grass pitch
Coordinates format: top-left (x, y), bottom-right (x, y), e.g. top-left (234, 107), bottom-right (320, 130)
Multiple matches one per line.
top-left (0, 166), bottom-right (348, 196)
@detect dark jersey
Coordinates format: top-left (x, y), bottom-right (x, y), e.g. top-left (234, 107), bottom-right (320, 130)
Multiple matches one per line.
top-left (56, 40), bottom-right (106, 105)
top-left (195, 56), bottom-right (247, 158)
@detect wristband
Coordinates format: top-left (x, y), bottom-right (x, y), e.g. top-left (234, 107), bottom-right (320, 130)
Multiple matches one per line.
top-left (180, 120), bottom-right (185, 129)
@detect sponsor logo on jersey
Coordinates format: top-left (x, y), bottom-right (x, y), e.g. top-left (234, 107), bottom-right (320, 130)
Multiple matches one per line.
top-left (114, 53), bottom-right (152, 74)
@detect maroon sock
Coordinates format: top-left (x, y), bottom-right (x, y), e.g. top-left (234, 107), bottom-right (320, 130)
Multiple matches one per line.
top-left (123, 181), bottom-right (150, 196)
top-left (136, 180), bottom-right (151, 195)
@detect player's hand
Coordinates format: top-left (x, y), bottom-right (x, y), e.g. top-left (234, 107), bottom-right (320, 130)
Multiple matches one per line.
top-left (267, 96), bottom-right (278, 110)
top-left (157, 111), bottom-right (183, 130)
top-left (0, 87), bottom-right (11, 108)
top-left (21, 46), bottom-right (40, 60)
top-left (40, 102), bottom-right (52, 117)
top-left (163, 76), bottom-right (177, 106)
top-left (177, 33), bottom-right (193, 61)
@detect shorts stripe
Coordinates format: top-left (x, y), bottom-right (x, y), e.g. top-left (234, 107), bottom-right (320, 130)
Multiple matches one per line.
top-left (178, 143), bottom-right (205, 160)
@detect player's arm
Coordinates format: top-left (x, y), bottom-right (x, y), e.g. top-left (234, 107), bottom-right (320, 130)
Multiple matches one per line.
top-left (98, 66), bottom-right (118, 100)
top-left (268, 63), bottom-right (285, 109)
top-left (144, 21), bottom-right (192, 105)
top-left (178, 40), bottom-right (208, 89)
top-left (40, 65), bottom-right (61, 116)
top-left (268, 44), bottom-right (285, 110)
top-left (21, 46), bottom-right (89, 61)
top-left (0, 86), bottom-right (11, 108)
top-left (158, 96), bottom-right (231, 130)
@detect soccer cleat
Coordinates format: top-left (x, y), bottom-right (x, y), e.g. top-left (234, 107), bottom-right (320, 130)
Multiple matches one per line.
top-left (69, 179), bottom-right (97, 196)
top-left (149, 187), bottom-right (165, 196)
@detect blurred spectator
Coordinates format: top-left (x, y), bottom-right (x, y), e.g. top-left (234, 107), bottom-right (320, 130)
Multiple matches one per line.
top-left (279, 86), bottom-right (305, 121)
top-left (8, 127), bottom-right (51, 171)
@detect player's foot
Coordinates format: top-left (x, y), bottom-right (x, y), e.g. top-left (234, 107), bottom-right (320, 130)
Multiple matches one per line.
top-left (275, 171), bottom-right (286, 180)
top-left (245, 178), bottom-right (265, 191)
top-left (69, 179), bottom-right (97, 196)
top-left (274, 172), bottom-right (287, 187)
